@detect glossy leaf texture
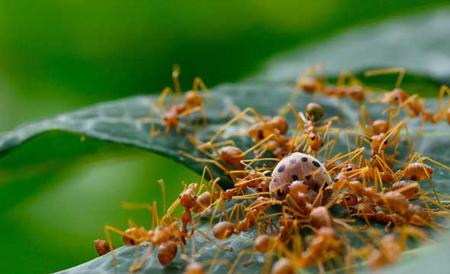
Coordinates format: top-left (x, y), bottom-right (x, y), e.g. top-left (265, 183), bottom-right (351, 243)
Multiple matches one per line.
top-left (259, 8), bottom-right (450, 86)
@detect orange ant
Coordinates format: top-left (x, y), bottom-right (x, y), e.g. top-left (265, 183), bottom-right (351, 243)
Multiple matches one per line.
top-left (367, 227), bottom-right (427, 270)
top-left (145, 65), bottom-right (209, 135)
top-left (179, 186), bottom-right (198, 243)
top-left (283, 103), bottom-right (337, 155)
top-left (296, 65), bottom-right (368, 102)
top-left (94, 239), bottom-right (113, 256)
top-left (367, 234), bottom-right (401, 270)
top-left (299, 227), bottom-right (343, 268)
top-left (181, 132), bottom-right (276, 182)
top-left (158, 240), bottom-right (178, 265)
top-left (196, 107), bottom-right (291, 159)
top-left (365, 68), bottom-right (450, 124)
top-left (395, 152), bottom-right (450, 182)
top-left (212, 221), bottom-right (236, 240)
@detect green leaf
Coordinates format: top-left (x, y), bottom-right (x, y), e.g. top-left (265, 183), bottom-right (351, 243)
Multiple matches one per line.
top-left (259, 8), bottom-right (450, 86)
top-left (2, 7), bottom-right (450, 274)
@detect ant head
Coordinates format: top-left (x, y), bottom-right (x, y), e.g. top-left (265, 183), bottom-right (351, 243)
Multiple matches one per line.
top-left (218, 146), bottom-right (245, 167)
top-left (306, 102), bottom-right (324, 121)
top-left (310, 206), bottom-right (332, 229)
top-left (157, 240), bottom-right (178, 265)
top-left (212, 221), bottom-right (235, 240)
top-left (309, 133), bottom-right (323, 151)
top-left (184, 90), bottom-right (204, 108)
top-left (372, 119), bottom-right (389, 134)
top-left (349, 86), bottom-right (365, 101)
top-left (369, 133), bottom-right (388, 152)
top-left (179, 188), bottom-right (197, 208)
top-left (268, 116), bottom-right (289, 134)
top-left (388, 88), bottom-right (409, 104)
top-left (298, 76), bottom-right (320, 93)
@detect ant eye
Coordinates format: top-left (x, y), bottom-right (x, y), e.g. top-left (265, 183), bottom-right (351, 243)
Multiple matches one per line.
top-left (347, 167), bottom-right (352, 171)
top-left (334, 178), bottom-right (339, 182)
top-left (311, 136), bottom-right (316, 140)
top-left (394, 96), bottom-right (399, 101)
top-left (369, 138), bottom-right (373, 142)
top-left (384, 140), bottom-right (388, 145)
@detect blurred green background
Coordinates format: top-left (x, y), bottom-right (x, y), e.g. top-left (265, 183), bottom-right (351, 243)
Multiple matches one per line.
top-left (0, 1), bottom-right (449, 273)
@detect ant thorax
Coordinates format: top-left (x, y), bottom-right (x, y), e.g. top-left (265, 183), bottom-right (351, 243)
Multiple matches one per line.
top-left (270, 152), bottom-right (331, 198)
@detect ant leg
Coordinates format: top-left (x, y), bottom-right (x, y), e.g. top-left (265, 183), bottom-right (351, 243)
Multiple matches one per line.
top-left (201, 107), bottom-right (262, 146)
top-left (359, 106), bottom-right (373, 136)
top-left (172, 64), bottom-right (182, 96)
top-left (149, 108), bottom-right (160, 138)
top-left (436, 85), bottom-right (450, 116)
top-left (163, 198), bottom-right (181, 224)
top-left (227, 250), bottom-right (255, 274)
top-left (373, 155), bottom-right (394, 175)
top-left (397, 226), bottom-right (427, 250)
top-left (317, 121), bottom-right (333, 157)
top-left (420, 195), bottom-right (449, 211)
top-left (336, 70), bottom-right (348, 86)
top-left (157, 87), bottom-right (175, 109)
top-left (179, 150), bottom-right (229, 173)
top-left (121, 202), bottom-right (159, 228)
top-left (240, 133), bottom-right (274, 157)
top-left (103, 225), bottom-right (130, 265)
top-left (157, 179), bottom-right (167, 213)
top-left (208, 198), bottom-right (223, 228)
top-left (179, 106), bottom-right (202, 117)
top-left (228, 203), bottom-right (244, 223)
top-left (187, 137), bottom-right (218, 159)
top-left (191, 225), bottom-right (230, 251)
top-left (364, 67), bottom-right (405, 89)
top-left (416, 156), bottom-right (450, 171)
top-left (213, 140), bottom-right (238, 148)
top-left (337, 70), bottom-right (361, 86)
top-left (185, 73), bottom-right (210, 124)
top-left (151, 201), bottom-right (160, 227)
top-left (198, 165), bottom-right (215, 188)
top-left (130, 245), bottom-right (153, 273)
top-left (192, 77), bottom-right (209, 93)
top-left (378, 120), bottom-right (406, 155)
top-left (281, 103), bottom-right (303, 124)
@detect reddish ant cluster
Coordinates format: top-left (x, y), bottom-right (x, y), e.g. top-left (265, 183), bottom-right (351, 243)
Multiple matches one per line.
top-left (95, 67), bottom-right (449, 273)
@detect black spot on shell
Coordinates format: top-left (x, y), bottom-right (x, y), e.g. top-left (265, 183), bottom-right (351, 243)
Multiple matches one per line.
top-left (301, 157), bottom-right (308, 162)
top-left (312, 160), bottom-right (320, 168)
top-left (278, 165), bottom-right (286, 173)
top-left (277, 189), bottom-right (284, 198)
top-left (292, 175), bottom-right (299, 181)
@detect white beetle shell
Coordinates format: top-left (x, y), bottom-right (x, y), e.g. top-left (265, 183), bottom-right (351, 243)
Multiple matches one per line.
top-left (270, 152), bottom-right (331, 198)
